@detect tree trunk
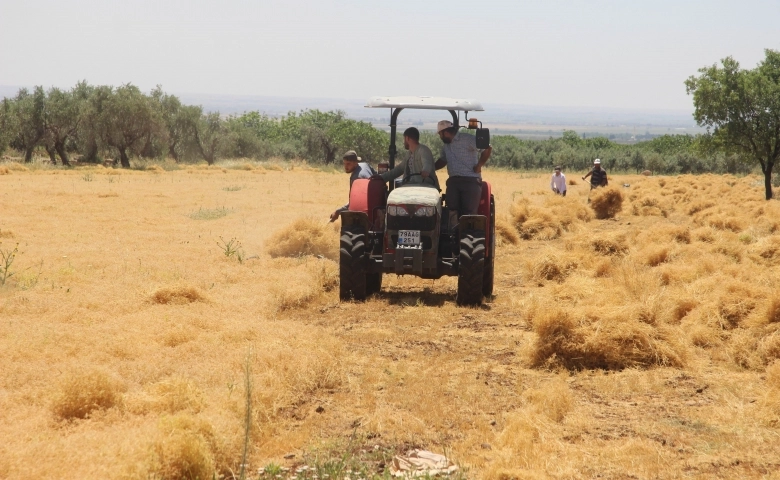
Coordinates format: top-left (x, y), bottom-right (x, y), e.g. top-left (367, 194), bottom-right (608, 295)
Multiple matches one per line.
top-left (24, 146), bottom-right (34, 163)
top-left (119, 147), bottom-right (130, 168)
top-left (325, 146), bottom-right (336, 165)
top-left (168, 143), bottom-right (179, 162)
top-left (55, 141), bottom-right (70, 166)
top-left (84, 142), bottom-right (99, 163)
top-left (765, 161), bottom-right (775, 200)
top-left (45, 145), bottom-right (57, 164)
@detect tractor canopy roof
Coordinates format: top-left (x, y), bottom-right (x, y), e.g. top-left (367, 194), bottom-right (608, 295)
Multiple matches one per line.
top-left (365, 96), bottom-right (484, 111)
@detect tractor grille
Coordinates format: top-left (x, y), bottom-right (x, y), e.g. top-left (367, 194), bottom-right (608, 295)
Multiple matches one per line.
top-left (387, 216), bottom-right (436, 231)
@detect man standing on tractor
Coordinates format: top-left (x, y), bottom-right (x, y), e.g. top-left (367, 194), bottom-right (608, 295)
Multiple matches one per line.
top-left (436, 120), bottom-right (493, 218)
top-left (376, 127), bottom-right (439, 189)
top-left (329, 150), bottom-right (376, 222)
top-left (582, 158), bottom-right (608, 189)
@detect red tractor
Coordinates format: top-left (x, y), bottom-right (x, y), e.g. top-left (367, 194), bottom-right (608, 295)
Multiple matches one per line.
top-left (339, 96), bottom-right (495, 306)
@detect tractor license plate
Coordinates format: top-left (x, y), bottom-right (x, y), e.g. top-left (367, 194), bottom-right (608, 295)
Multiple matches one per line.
top-left (398, 230), bottom-right (420, 245)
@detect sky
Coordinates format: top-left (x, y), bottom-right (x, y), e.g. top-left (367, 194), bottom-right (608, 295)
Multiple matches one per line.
top-left (1, 0), bottom-right (778, 111)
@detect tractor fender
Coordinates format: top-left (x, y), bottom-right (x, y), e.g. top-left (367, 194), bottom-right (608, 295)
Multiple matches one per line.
top-left (458, 215), bottom-right (486, 238)
top-left (341, 211), bottom-right (371, 233)
top-left (349, 178), bottom-right (387, 226)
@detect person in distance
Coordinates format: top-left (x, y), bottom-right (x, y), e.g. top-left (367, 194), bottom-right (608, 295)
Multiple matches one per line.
top-left (582, 158), bottom-right (608, 189)
top-left (551, 166), bottom-right (567, 196)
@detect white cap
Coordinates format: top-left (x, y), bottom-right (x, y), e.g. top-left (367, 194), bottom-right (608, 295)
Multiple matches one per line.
top-left (437, 120), bottom-right (454, 133)
top-left (594, 159), bottom-right (601, 164)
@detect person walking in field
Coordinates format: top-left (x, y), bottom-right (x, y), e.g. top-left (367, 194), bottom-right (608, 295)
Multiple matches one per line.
top-left (436, 120), bottom-right (492, 218)
top-left (550, 166), bottom-right (567, 196)
top-left (582, 158), bottom-right (608, 189)
top-left (329, 150), bottom-right (376, 222)
top-left (376, 127), bottom-right (439, 189)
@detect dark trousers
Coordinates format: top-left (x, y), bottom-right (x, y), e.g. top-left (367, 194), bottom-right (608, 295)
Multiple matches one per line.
top-left (446, 176), bottom-right (482, 217)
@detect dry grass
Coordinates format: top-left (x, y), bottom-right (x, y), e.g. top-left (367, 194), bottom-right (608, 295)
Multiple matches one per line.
top-left (528, 308), bottom-right (686, 370)
top-left (509, 195), bottom-right (592, 240)
top-left (590, 186), bottom-right (624, 219)
top-left (2, 167), bottom-right (780, 479)
top-left (51, 370), bottom-right (125, 420)
top-left (494, 218), bottom-right (519, 246)
top-left (590, 232), bottom-right (629, 256)
top-left (768, 297), bottom-right (780, 324)
top-left (151, 286), bottom-right (207, 305)
top-left (266, 217), bottom-right (338, 260)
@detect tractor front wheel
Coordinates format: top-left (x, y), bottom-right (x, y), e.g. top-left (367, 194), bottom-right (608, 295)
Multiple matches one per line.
top-left (457, 230), bottom-right (485, 306)
top-left (339, 228), bottom-right (368, 301)
top-left (366, 272), bottom-right (383, 295)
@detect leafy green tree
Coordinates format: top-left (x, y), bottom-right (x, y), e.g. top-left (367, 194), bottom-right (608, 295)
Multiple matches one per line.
top-left (686, 49), bottom-right (780, 199)
top-left (43, 87), bottom-right (83, 166)
top-left (561, 130), bottom-right (583, 148)
top-left (296, 109), bottom-right (345, 163)
top-left (630, 150), bottom-right (645, 173)
top-left (149, 87), bottom-right (201, 162)
top-left (72, 82), bottom-right (104, 163)
top-left (193, 112), bottom-right (225, 165)
top-left (328, 118), bottom-right (387, 164)
top-left (0, 98), bottom-right (18, 156)
top-left (98, 84), bottom-right (160, 168)
top-left (10, 86), bottom-right (46, 162)
top-left (223, 113), bottom-right (271, 159)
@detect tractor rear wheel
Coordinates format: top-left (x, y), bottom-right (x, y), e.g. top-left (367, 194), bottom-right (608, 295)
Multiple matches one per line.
top-left (457, 230), bottom-right (485, 306)
top-left (339, 228), bottom-right (367, 301)
top-left (366, 272), bottom-right (383, 295)
top-left (482, 195), bottom-right (496, 297)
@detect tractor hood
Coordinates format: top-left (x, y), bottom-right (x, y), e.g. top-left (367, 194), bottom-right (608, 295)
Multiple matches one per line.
top-left (387, 185), bottom-right (441, 207)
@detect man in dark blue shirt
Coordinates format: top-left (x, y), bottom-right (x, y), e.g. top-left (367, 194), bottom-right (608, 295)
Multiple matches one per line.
top-left (330, 150), bottom-right (376, 222)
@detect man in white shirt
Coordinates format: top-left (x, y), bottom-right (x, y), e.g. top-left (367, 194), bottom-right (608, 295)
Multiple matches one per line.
top-left (550, 166), bottom-right (567, 196)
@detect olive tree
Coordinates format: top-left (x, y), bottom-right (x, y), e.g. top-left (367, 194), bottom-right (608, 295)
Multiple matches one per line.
top-left (149, 86), bottom-right (201, 161)
top-left (43, 87), bottom-right (83, 166)
top-left (193, 111), bottom-right (224, 165)
top-left (98, 84), bottom-right (160, 168)
top-left (10, 86), bottom-right (46, 162)
top-left (685, 49), bottom-right (780, 199)
top-left (0, 98), bottom-right (18, 156)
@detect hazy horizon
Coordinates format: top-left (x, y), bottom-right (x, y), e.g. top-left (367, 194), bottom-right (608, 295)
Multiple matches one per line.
top-left (2, 0), bottom-right (779, 112)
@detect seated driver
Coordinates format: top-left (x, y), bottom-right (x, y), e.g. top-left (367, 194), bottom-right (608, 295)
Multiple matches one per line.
top-left (376, 127), bottom-right (439, 189)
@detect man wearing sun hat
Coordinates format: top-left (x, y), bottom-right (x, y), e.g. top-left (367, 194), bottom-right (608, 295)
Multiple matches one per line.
top-left (582, 158), bottom-right (608, 189)
top-left (436, 120), bottom-right (493, 219)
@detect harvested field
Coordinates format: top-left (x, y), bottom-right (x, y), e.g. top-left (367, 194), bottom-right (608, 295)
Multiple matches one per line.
top-left (1, 163), bottom-right (780, 479)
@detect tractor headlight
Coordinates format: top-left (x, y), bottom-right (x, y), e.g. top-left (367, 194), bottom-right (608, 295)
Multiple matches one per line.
top-left (387, 205), bottom-right (409, 216)
top-left (414, 206), bottom-right (436, 217)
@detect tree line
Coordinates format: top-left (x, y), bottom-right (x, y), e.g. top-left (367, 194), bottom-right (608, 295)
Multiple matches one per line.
top-left (0, 80), bottom-right (772, 190)
top-left (0, 82), bottom-right (387, 167)
top-left (485, 130), bottom-right (752, 175)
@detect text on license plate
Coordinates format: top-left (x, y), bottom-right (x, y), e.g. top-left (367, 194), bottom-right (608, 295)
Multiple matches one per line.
top-left (398, 230), bottom-right (421, 245)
